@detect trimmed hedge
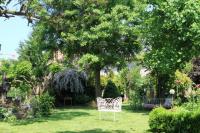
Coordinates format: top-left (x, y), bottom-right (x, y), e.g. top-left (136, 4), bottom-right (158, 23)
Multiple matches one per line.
top-left (103, 80), bottom-right (120, 98)
top-left (149, 107), bottom-right (200, 133)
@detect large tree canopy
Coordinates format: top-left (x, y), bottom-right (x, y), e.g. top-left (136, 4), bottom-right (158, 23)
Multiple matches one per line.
top-left (144, 0), bottom-right (200, 74)
top-left (20, 0), bottom-right (143, 97)
top-left (2, 0), bottom-right (200, 100)
top-left (142, 0), bottom-right (200, 97)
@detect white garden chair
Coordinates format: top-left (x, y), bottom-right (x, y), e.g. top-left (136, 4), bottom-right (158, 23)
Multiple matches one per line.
top-left (96, 97), bottom-right (122, 121)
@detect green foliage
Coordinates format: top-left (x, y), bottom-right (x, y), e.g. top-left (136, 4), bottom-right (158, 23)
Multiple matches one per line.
top-left (0, 107), bottom-right (16, 122)
top-left (4, 113), bottom-right (17, 122)
top-left (103, 80), bottom-right (120, 98)
top-left (100, 71), bottom-right (115, 89)
top-left (0, 60), bottom-right (33, 100)
top-left (149, 107), bottom-right (200, 133)
top-left (181, 94), bottom-right (200, 111)
top-left (118, 66), bottom-right (147, 94)
top-left (143, 0), bottom-right (200, 96)
top-left (78, 54), bottom-right (100, 70)
top-left (175, 70), bottom-right (192, 86)
top-left (48, 63), bottom-right (63, 74)
top-left (119, 66), bottom-right (145, 92)
top-left (14, 61), bottom-right (32, 77)
top-left (127, 67), bottom-right (145, 89)
top-left (59, 2), bottom-right (142, 68)
top-left (38, 92), bottom-right (54, 116)
top-left (29, 93), bottom-right (54, 117)
top-left (1, 60), bottom-right (32, 79)
top-left (18, 39), bottom-right (51, 78)
top-left (29, 96), bottom-right (40, 117)
top-left (22, 0), bottom-right (142, 71)
top-left (144, 0), bottom-right (200, 74)
top-left (112, 74), bottom-right (124, 93)
top-left (74, 94), bottom-right (91, 105)
top-left (182, 101), bottom-right (200, 111)
top-left (116, 68), bottom-right (129, 93)
top-left (182, 61), bottom-right (193, 74)
top-left (126, 66), bottom-right (147, 109)
top-left (7, 84), bottom-right (31, 100)
top-left (53, 69), bottom-right (87, 93)
top-left (174, 70), bottom-right (192, 100)
top-left (0, 107), bottom-right (7, 120)
top-left (129, 90), bottom-right (144, 110)
top-left (20, 0), bottom-right (143, 97)
top-left (100, 75), bottom-right (109, 88)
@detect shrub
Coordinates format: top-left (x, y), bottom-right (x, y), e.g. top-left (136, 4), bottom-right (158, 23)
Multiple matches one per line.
top-left (29, 96), bottom-right (40, 117)
top-left (174, 70), bottom-right (192, 99)
top-left (14, 61), bottom-right (32, 77)
top-left (182, 102), bottom-right (198, 111)
top-left (4, 113), bottom-right (17, 122)
top-left (29, 93), bottom-right (54, 117)
top-left (48, 63), bottom-right (63, 74)
top-left (103, 80), bottom-right (120, 98)
top-left (0, 107), bottom-right (7, 120)
top-left (53, 69), bottom-right (87, 93)
top-left (7, 83), bottom-right (31, 101)
top-left (74, 94), bottom-right (91, 105)
top-left (0, 108), bottom-right (17, 122)
top-left (129, 91), bottom-right (144, 110)
top-left (84, 84), bottom-right (95, 100)
top-left (38, 92), bottom-right (54, 116)
top-left (149, 107), bottom-right (200, 133)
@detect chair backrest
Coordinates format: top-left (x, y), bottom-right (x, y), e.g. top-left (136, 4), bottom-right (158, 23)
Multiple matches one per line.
top-left (97, 97), bottom-right (122, 112)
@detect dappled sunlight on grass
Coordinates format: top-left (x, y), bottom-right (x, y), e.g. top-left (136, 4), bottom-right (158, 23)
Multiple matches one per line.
top-left (13, 110), bottom-right (91, 126)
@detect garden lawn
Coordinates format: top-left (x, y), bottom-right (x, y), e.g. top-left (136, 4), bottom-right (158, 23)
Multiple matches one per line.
top-left (0, 106), bottom-right (149, 133)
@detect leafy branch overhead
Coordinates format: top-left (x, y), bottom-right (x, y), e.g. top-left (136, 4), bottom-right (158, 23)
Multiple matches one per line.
top-left (0, 0), bottom-right (40, 23)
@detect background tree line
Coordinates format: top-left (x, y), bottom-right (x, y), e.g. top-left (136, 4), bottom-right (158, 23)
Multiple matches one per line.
top-left (0, 0), bottom-right (200, 105)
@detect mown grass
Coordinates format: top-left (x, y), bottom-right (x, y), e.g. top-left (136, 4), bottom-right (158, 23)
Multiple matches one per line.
top-left (0, 105), bottom-right (149, 133)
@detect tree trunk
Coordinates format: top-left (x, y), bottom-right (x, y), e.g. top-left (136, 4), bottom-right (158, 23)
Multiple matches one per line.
top-left (156, 73), bottom-right (170, 98)
top-left (157, 75), bottom-right (165, 98)
top-left (1, 93), bottom-right (5, 104)
top-left (94, 69), bottom-right (101, 97)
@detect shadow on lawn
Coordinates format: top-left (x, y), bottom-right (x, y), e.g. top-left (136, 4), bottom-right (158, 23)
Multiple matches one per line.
top-left (56, 128), bottom-right (127, 133)
top-left (13, 111), bottom-right (90, 126)
top-left (122, 104), bottom-right (149, 115)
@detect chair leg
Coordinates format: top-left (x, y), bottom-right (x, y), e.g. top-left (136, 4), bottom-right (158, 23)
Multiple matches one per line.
top-left (113, 112), bottom-right (116, 121)
top-left (99, 111), bottom-right (102, 120)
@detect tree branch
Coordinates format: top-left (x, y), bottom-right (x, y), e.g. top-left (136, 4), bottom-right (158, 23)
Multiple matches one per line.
top-left (0, 8), bottom-right (40, 21)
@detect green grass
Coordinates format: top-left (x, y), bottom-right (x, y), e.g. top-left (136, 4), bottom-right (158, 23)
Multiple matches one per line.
top-left (0, 105), bottom-right (149, 133)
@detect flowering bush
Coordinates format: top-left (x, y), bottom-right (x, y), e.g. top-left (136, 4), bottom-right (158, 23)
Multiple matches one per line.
top-left (175, 70), bottom-right (192, 90)
top-left (174, 70), bottom-right (193, 102)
